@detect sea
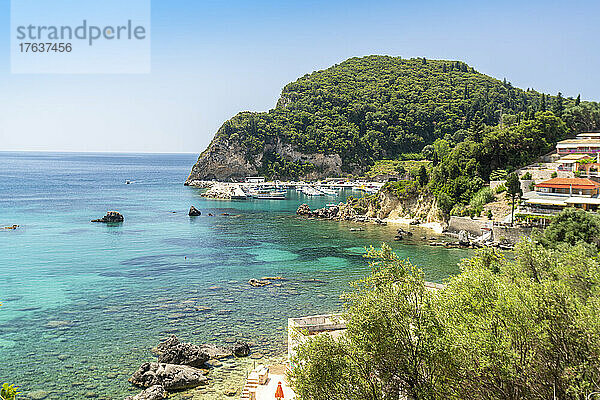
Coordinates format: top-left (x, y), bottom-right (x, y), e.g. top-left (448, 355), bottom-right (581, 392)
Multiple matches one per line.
top-left (0, 152), bottom-right (472, 399)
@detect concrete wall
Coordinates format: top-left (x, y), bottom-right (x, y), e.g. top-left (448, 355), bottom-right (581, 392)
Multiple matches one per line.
top-left (492, 225), bottom-right (533, 244)
top-left (447, 216), bottom-right (487, 236)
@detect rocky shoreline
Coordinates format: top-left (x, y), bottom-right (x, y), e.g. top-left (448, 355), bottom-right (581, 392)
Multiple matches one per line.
top-left (125, 335), bottom-right (251, 399)
top-left (296, 203), bottom-right (387, 225)
top-left (296, 203), bottom-right (515, 250)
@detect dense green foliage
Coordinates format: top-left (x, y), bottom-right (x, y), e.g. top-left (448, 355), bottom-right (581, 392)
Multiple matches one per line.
top-left (289, 233), bottom-right (600, 399)
top-left (429, 111), bottom-right (568, 207)
top-left (540, 207), bottom-right (600, 250)
top-left (0, 384), bottom-right (18, 400)
top-left (212, 56), bottom-right (595, 177)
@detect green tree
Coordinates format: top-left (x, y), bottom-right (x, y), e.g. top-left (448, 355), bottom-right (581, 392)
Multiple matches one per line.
top-left (418, 165), bottom-right (429, 186)
top-left (505, 172), bottom-right (521, 225)
top-left (290, 242), bottom-right (600, 400)
top-left (0, 384), bottom-right (18, 400)
top-left (553, 92), bottom-right (565, 117)
top-left (540, 207), bottom-right (600, 250)
top-left (289, 245), bottom-right (446, 400)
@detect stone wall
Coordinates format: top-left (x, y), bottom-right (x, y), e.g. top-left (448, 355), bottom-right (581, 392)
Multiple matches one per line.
top-left (492, 225), bottom-right (533, 244)
top-left (447, 216), bottom-right (487, 236)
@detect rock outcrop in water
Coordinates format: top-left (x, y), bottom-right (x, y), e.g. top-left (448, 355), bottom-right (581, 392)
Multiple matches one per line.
top-left (129, 362), bottom-right (208, 390)
top-left (124, 385), bottom-right (167, 400)
top-left (91, 211), bottom-right (124, 223)
top-left (157, 341), bottom-right (210, 368)
top-left (188, 206), bottom-right (201, 216)
top-left (231, 342), bottom-right (250, 357)
top-left (296, 203), bottom-right (379, 223)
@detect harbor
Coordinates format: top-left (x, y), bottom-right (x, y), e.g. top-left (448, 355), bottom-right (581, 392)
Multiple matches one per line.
top-left (196, 178), bottom-right (384, 200)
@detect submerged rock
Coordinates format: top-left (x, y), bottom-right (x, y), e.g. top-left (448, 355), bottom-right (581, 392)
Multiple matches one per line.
top-left (231, 342), bottom-right (250, 357)
top-left (91, 211), bottom-right (124, 223)
top-left (188, 206), bottom-right (202, 216)
top-left (129, 362), bottom-right (208, 390)
top-left (124, 385), bottom-right (167, 400)
top-left (248, 279), bottom-right (271, 287)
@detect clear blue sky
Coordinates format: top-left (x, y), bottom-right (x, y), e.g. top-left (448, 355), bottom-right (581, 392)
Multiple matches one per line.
top-left (1, 0), bottom-right (599, 153)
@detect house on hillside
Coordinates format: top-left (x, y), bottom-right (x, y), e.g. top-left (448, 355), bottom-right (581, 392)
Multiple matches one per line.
top-left (521, 177), bottom-right (600, 213)
top-left (557, 154), bottom-right (594, 172)
top-left (576, 132), bottom-right (600, 140)
top-left (556, 139), bottom-right (600, 155)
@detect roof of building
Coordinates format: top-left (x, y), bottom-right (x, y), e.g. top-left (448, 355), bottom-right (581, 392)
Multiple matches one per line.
top-left (536, 177), bottom-right (600, 190)
top-left (577, 132), bottom-right (600, 137)
top-left (559, 154), bottom-right (593, 161)
top-left (557, 139), bottom-right (600, 146)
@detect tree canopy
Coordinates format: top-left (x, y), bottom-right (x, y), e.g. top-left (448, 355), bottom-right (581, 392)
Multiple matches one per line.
top-left (289, 221), bottom-right (600, 399)
top-left (207, 56), bottom-right (599, 178)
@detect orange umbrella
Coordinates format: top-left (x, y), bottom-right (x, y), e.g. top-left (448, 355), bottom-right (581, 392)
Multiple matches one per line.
top-left (275, 381), bottom-right (284, 399)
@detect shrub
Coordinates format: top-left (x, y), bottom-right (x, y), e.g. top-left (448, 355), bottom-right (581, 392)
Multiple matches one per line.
top-left (1, 384), bottom-right (19, 400)
top-left (469, 187), bottom-right (495, 209)
top-left (521, 171), bottom-right (532, 180)
top-left (489, 169), bottom-right (508, 181)
top-left (551, 171), bottom-right (558, 178)
top-left (495, 184), bottom-right (507, 194)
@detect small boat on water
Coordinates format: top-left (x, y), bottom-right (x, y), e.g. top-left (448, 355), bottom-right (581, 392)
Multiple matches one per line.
top-left (250, 190), bottom-right (287, 200)
top-left (299, 186), bottom-right (324, 196)
top-left (317, 187), bottom-right (337, 196)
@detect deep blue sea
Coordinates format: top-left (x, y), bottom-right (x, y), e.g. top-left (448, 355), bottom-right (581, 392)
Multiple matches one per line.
top-left (0, 152), bottom-right (471, 399)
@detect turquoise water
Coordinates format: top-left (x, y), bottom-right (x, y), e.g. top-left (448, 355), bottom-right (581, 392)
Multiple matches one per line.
top-left (0, 152), bottom-right (471, 399)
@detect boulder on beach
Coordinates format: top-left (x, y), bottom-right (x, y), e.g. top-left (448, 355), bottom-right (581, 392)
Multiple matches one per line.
top-left (129, 362), bottom-right (208, 391)
top-left (188, 206), bottom-right (201, 216)
top-left (124, 385), bottom-right (167, 400)
top-left (91, 211), bottom-right (124, 223)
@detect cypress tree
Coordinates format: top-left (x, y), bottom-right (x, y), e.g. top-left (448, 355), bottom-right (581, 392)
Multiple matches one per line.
top-left (553, 92), bottom-right (564, 117)
top-left (541, 94), bottom-right (546, 111)
top-left (576, 94), bottom-right (581, 106)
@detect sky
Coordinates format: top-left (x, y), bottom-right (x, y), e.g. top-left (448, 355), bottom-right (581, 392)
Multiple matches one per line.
top-left (0, 0), bottom-right (599, 153)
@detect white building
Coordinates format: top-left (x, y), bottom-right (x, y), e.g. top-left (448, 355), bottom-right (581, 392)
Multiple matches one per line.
top-left (245, 176), bottom-right (266, 184)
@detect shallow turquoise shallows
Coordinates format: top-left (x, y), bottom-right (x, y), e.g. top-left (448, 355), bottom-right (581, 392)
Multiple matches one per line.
top-left (0, 152), bottom-right (471, 399)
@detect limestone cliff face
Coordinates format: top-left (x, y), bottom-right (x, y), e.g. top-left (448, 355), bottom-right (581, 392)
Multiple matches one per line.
top-left (368, 188), bottom-right (443, 223)
top-left (185, 135), bottom-right (344, 185)
top-left (186, 137), bottom-right (258, 185)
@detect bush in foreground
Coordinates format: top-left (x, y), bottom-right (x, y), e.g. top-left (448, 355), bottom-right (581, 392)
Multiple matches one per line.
top-left (289, 242), bottom-right (600, 400)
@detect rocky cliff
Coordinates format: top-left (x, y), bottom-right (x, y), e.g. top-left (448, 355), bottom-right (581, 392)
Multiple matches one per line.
top-left (373, 188), bottom-right (443, 224)
top-left (186, 135), bottom-right (344, 185)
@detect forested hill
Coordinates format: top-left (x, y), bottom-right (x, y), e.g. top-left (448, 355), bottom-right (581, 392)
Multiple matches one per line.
top-left (186, 55), bottom-right (595, 182)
